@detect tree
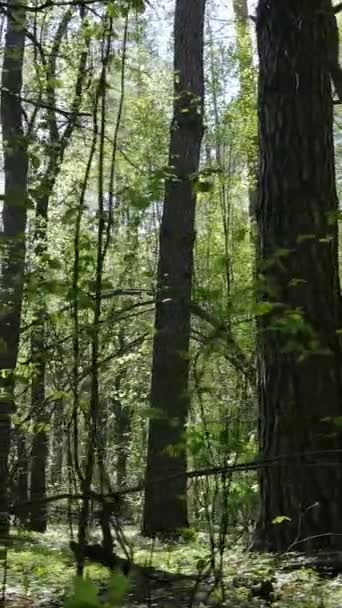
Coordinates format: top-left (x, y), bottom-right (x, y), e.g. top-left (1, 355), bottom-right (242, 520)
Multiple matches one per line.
top-left (0, 0), bottom-right (28, 541)
top-left (232, 0), bottom-right (258, 217)
top-left (254, 0), bottom-right (342, 552)
top-left (143, 0), bottom-right (206, 537)
top-left (29, 8), bottom-right (88, 532)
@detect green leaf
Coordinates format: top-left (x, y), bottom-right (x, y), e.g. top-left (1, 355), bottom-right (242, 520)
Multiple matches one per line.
top-left (273, 247), bottom-right (292, 258)
top-left (296, 234), bottom-right (316, 244)
top-left (272, 515), bottom-right (291, 525)
top-left (43, 279), bottom-right (66, 296)
top-left (48, 258), bottom-right (63, 270)
top-left (125, 188), bottom-right (151, 209)
top-left (62, 208), bottom-right (77, 224)
top-left (234, 227), bottom-right (247, 242)
top-left (77, 292), bottom-right (95, 310)
top-left (288, 277), bottom-right (307, 287)
top-left (196, 559), bottom-right (206, 571)
top-left (193, 180), bottom-right (214, 193)
top-left (48, 77), bottom-right (63, 88)
top-left (64, 576), bottom-right (100, 608)
top-left (255, 302), bottom-right (274, 316)
top-left (322, 416), bottom-right (342, 428)
top-left (31, 155), bottom-right (41, 170)
top-left (106, 573), bottom-right (129, 605)
top-left (140, 406), bottom-right (164, 419)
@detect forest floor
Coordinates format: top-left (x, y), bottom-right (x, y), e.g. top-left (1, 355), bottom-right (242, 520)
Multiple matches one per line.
top-left (2, 526), bottom-right (342, 608)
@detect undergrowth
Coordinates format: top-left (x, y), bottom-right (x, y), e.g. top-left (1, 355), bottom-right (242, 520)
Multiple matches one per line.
top-left (1, 526), bottom-right (342, 608)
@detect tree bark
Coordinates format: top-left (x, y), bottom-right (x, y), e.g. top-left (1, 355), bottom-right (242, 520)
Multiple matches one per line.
top-left (142, 0), bottom-right (206, 537)
top-left (50, 400), bottom-right (64, 487)
top-left (15, 430), bottom-right (29, 526)
top-left (0, 0), bottom-right (28, 541)
top-left (113, 397), bottom-right (131, 489)
top-left (29, 327), bottom-right (48, 532)
top-left (254, 0), bottom-right (342, 552)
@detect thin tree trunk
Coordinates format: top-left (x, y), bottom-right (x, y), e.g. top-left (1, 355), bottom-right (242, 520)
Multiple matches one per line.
top-left (114, 398), bottom-right (131, 488)
top-left (232, 0), bottom-right (258, 217)
top-left (76, 19), bottom-right (113, 574)
top-left (143, 0), bottom-right (206, 537)
top-left (207, 24), bottom-right (232, 311)
top-left (15, 430), bottom-right (29, 526)
top-left (254, 0), bottom-right (342, 552)
top-left (50, 400), bottom-right (64, 487)
top-left (29, 326), bottom-right (48, 532)
top-left (0, 0), bottom-right (28, 541)
top-left (29, 9), bottom-right (88, 532)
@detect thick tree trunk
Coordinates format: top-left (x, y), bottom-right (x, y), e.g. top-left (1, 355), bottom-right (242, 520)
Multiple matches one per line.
top-left (143, 0), bottom-right (206, 537)
top-left (0, 0), bottom-right (28, 541)
top-left (254, 0), bottom-right (342, 552)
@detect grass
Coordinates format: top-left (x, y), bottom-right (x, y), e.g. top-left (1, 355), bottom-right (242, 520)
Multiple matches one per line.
top-left (1, 526), bottom-right (342, 607)
top-left (5, 527), bottom-right (109, 598)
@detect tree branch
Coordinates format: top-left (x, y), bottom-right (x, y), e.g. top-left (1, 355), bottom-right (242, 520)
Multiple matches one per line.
top-left (190, 301), bottom-right (255, 384)
top-left (10, 448), bottom-right (342, 514)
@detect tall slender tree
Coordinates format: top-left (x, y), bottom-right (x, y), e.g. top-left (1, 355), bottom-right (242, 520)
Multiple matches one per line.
top-left (255, 0), bottom-right (342, 552)
top-left (143, 0), bottom-right (206, 537)
top-left (29, 8), bottom-right (88, 532)
top-left (232, 0), bottom-right (257, 217)
top-left (0, 0), bottom-right (28, 541)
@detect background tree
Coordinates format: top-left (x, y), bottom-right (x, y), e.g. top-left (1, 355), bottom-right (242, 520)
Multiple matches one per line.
top-left (0, 0), bottom-right (28, 542)
top-left (29, 5), bottom-right (89, 533)
top-left (143, 0), bottom-right (207, 537)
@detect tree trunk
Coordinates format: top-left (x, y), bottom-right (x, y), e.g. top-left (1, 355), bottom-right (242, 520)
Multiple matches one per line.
top-left (29, 9), bottom-right (88, 533)
top-left (50, 400), bottom-right (64, 487)
top-left (232, 0), bottom-right (258, 217)
top-left (142, 0), bottom-right (206, 537)
top-left (113, 398), bottom-right (131, 489)
top-left (30, 430), bottom-right (48, 532)
top-left (0, 0), bottom-right (28, 541)
top-left (254, 0), bottom-right (342, 552)
top-left (29, 327), bottom-right (48, 532)
top-left (15, 430), bottom-right (29, 525)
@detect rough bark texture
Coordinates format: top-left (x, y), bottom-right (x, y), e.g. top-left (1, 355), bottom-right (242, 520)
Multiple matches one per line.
top-left (142, 0), bottom-right (206, 537)
top-left (255, 0), bottom-right (342, 552)
top-left (0, 0), bottom-right (28, 541)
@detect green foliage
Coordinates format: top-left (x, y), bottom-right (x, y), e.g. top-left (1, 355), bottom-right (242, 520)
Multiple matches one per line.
top-left (65, 577), bottom-right (100, 608)
top-left (272, 515), bottom-right (292, 525)
top-left (65, 574), bottom-right (128, 608)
